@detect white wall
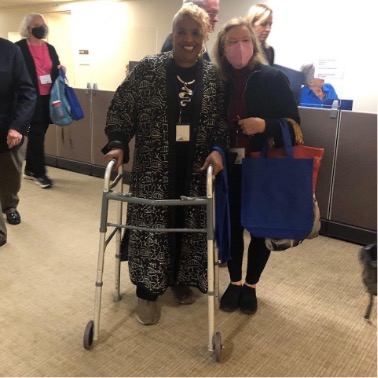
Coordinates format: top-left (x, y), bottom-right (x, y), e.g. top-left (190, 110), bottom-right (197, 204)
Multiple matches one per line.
top-left (0, 0), bottom-right (179, 90)
top-left (0, 0), bottom-right (376, 112)
top-left (267, 0), bottom-right (378, 114)
top-left (209, 0), bottom-right (378, 113)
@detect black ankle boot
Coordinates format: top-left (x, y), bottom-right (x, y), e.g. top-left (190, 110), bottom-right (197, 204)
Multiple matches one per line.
top-left (239, 285), bottom-right (258, 315)
top-left (220, 283), bottom-right (242, 312)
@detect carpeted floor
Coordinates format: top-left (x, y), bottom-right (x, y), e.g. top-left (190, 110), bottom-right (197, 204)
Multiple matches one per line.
top-left (0, 166), bottom-right (376, 377)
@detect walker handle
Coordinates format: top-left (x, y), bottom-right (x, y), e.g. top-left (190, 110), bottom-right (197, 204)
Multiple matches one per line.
top-left (104, 159), bottom-right (123, 192)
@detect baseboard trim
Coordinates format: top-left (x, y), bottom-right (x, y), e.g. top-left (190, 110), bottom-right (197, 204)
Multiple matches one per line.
top-left (46, 156), bottom-right (131, 184)
top-left (46, 156), bottom-right (376, 246)
top-left (321, 220), bottom-right (376, 245)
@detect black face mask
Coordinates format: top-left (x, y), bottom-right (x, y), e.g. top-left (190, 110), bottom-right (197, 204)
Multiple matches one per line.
top-left (31, 25), bottom-right (46, 39)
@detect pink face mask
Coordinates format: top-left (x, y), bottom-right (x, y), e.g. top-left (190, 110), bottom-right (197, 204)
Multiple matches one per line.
top-left (224, 41), bottom-right (254, 69)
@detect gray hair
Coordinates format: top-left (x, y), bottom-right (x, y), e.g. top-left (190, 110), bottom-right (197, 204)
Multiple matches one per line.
top-left (19, 13), bottom-right (49, 38)
top-left (300, 64), bottom-right (315, 84)
top-left (212, 17), bottom-right (267, 82)
top-left (183, 0), bottom-right (206, 6)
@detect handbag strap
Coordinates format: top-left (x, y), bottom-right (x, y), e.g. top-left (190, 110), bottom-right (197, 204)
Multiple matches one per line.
top-left (262, 119), bottom-right (294, 158)
top-left (278, 119), bottom-right (294, 158)
top-left (285, 118), bottom-right (304, 145)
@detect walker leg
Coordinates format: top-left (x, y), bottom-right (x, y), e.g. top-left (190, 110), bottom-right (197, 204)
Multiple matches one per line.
top-left (206, 167), bottom-right (222, 362)
top-left (113, 170), bottom-right (124, 302)
top-left (84, 160), bottom-right (123, 349)
top-left (207, 234), bottom-right (215, 354)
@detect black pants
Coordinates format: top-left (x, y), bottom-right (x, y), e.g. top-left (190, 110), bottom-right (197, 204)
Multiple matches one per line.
top-left (136, 286), bottom-right (158, 301)
top-left (25, 95), bottom-right (50, 177)
top-left (227, 165), bottom-right (271, 284)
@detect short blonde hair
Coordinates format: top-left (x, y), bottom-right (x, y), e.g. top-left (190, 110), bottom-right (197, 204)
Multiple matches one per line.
top-left (212, 17), bottom-right (267, 82)
top-left (172, 2), bottom-right (211, 42)
top-left (19, 13), bottom-right (49, 38)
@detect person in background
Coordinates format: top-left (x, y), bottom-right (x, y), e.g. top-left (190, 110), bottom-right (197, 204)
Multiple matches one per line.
top-left (0, 38), bottom-right (37, 246)
top-left (212, 17), bottom-right (300, 315)
top-left (104, 3), bottom-right (228, 326)
top-left (16, 13), bottom-right (65, 189)
top-left (247, 3), bottom-right (274, 65)
top-left (161, 0), bottom-right (220, 61)
top-left (299, 63), bottom-right (339, 107)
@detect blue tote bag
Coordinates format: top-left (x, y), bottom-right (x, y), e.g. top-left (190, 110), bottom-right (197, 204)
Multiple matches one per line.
top-left (49, 71), bottom-right (73, 126)
top-left (241, 119), bottom-right (314, 240)
top-left (59, 69), bottom-right (84, 121)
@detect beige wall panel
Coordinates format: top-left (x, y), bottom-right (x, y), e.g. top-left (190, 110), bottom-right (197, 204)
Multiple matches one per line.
top-left (0, 0), bottom-right (376, 112)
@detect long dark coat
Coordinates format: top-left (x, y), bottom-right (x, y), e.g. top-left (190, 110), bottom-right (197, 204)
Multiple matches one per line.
top-left (105, 53), bottom-right (228, 295)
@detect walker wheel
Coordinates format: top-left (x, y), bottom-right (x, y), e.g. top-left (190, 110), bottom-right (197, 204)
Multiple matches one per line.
top-left (83, 320), bottom-right (94, 350)
top-left (213, 331), bottom-right (222, 362)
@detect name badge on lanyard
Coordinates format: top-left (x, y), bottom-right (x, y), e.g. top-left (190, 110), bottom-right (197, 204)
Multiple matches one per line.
top-left (39, 74), bottom-right (52, 84)
top-left (229, 147), bottom-right (245, 164)
top-left (176, 124), bottom-right (190, 142)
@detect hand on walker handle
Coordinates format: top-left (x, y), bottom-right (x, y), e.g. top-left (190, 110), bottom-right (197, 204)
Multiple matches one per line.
top-left (200, 150), bottom-right (223, 175)
top-left (105, 148), bottom-right (124, 170)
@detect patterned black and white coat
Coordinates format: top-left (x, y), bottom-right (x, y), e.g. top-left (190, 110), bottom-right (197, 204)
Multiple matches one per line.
top-left (105, 52), bottom-right (228, 295)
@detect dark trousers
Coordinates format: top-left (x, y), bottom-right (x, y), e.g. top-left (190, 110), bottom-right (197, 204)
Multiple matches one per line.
top-left (0, 144), bottom-right (25, 240)
top-left (227, 165), bottom-right (271, 284)
top-left (26, 95), bottom-right (50, 177)
top-left (137, 286), bottom-right (158, 301)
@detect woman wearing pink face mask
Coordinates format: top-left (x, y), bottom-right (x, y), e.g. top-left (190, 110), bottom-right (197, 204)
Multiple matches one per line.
top-left (212, 18), bottom-right (300, 315)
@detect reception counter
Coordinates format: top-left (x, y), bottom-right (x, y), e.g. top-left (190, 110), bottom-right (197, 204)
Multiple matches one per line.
top-left (299, 107), bottom-right (376, 245)
top-left (44, 89), bottom-right (377, 245)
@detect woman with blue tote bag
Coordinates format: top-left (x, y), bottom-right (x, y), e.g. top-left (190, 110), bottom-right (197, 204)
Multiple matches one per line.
top-left (212, 17), bottom-right (301, 315)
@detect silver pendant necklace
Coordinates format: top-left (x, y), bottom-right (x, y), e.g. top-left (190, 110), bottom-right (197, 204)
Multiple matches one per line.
top-left (177, 75), bottom-right (195, 107)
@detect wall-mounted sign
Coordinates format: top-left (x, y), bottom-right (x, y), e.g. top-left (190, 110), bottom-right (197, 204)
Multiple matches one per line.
top-left (316, 58), bottom-right (345, 97)
top-left (316, 58), bottom-right (344, 80)
top-left (78, 49), bottom-right (90, 65)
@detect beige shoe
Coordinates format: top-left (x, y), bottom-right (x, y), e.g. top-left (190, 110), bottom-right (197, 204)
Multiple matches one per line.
top-left (172, 285), bottom-right (195, 304)
top-left (136, 298), bottom-right (159, 325)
